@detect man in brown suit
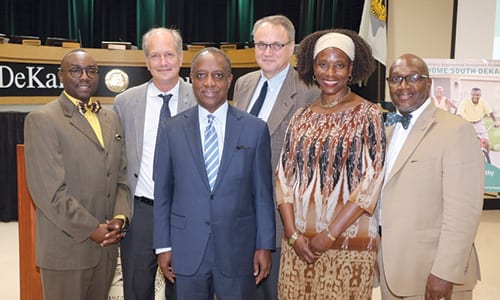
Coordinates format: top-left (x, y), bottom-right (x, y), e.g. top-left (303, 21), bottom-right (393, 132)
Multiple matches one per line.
top-left (232, 15), bottom-right (319, 299)
top-left (24, 49), bottom-right (130, 300)
top-left (379, 53), bottom-right (483, 300)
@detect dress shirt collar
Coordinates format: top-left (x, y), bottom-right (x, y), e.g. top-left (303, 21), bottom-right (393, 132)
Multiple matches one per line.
top-left (394, 98), bottom-right (431, 131)
top-left (149, 81), bottom-right (180, 115)
top-left (260, 63), bottom-right (289, 87)
top-left (198, 101), bottom-right (229, 124)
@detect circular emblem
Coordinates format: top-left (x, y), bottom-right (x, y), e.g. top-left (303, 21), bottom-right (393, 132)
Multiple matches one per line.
top-left (105, 69), bottom-right (129, 93)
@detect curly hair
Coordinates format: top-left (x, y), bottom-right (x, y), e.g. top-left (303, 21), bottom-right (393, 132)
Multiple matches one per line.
top-left (296, 28), bottom-right (376, 86)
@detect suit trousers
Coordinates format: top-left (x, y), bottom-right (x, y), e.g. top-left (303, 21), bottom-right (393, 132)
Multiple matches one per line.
top-left (40, 249), bottom-right (116, 300)
top-left (175, 236), bottom-right (257, 300)
top-left (378, 245), bottom-right (473, 300)
top-left (121, 197), bottom-right (176, 300)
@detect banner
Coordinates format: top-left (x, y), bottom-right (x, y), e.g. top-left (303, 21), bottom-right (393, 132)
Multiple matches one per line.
top-left (425, 58), bottom-right (500, 193)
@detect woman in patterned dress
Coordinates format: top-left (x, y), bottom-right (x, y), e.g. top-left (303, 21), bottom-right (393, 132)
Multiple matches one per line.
top-left (276, 29), bottom-right (386, 299)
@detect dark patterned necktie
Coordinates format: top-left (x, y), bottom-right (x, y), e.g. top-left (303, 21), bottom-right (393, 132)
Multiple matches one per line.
top-left (385, 112), bottom-right (412, 129)
top-left (78, 100), bottom-right (101, 114)
top-left (249, 81), bottom-right (268, 116)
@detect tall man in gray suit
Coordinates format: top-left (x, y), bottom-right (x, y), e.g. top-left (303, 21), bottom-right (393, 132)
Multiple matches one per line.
top-left (25, 49), bottom-right (130, 300)
top-left (113, 27), bottom-right (196, 300)
top-left (153, 47), bottom-right (276, 299)
top-left (232, 14), bottom-right (320, 299)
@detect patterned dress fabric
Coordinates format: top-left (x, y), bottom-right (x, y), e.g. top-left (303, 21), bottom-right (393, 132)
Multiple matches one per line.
top-left (276, 101), bottom-right (386, 299)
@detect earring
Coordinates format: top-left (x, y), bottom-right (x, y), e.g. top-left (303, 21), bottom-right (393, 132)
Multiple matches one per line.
top-left (313, 74), bottom-right (317, 81)
top-left (348, 75), bottom-right (353, 82)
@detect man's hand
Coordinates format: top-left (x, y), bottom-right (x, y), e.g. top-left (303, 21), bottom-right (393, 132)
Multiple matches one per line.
top-left (89, 223), bottom-right (110, 244)
top-left (158, 252), bottom-right (176, 283)
top-left (253, 249), bottom-right (271, 285)
top-left (101, 218), bottom-right (125, 246)
top-left (425, 273), bottom-right (453, 300)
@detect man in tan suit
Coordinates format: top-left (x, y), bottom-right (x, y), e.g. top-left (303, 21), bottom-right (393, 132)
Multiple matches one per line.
top-left (232, 15), bottom-right (319, 299)
top-left (378, 53), bottom-right (484, 300)
top-left (24, 49), bottom-right (130, 300)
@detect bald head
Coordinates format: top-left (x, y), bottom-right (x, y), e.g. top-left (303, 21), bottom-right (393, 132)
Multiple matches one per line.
top-left (389, 53), bottom-right (429, 75)
top-left (387, 53), bottom-right (432, 114)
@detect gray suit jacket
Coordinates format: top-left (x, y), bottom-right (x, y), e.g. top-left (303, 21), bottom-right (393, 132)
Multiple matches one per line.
top-left (24, 93), bottom-right (130, 270)
top-left (381, 103), bottom-right (483, 296)
top-left (233, 67), bottom-right (320, 244)
top-left (113, 79), bottom-right (196, 212)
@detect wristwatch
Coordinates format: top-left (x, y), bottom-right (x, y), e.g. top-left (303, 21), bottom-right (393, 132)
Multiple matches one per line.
top-left (287, 230), bottom-right (301, 246)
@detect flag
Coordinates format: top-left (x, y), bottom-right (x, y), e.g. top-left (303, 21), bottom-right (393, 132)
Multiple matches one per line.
top-left (359, 0), bottom-right (387, 65)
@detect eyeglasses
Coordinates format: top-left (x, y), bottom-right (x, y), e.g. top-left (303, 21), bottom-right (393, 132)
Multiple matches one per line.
top-left (59, 66), bottom-right (99, 79)
top-left (386, 74), bottom-right (429, 87)
top-left (254, 41), bottom-right (291, 51)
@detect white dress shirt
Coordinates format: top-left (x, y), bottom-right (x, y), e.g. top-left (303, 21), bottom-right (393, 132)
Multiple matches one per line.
top-left (198, 101), bottom-right (228, 160)
top-left (246, 64), bottom-right (290, 121)
top-left (379, 99), bottom-right (431, 225)
top-left (134, 81), bottom-right (180, 200)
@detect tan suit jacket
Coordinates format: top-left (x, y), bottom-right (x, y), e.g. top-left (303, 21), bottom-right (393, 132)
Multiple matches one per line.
top-left (24, 93), bottom-right (130, 270)
top-left (381, 103), bottom-right (483, 296)
top-left (233, 66), bottom-right (320, 244)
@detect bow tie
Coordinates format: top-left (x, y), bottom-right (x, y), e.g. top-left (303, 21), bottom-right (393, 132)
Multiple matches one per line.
top-left (385, 112), bottom-right (412, 129)
top-left (78, 100), bottom-right (102, 114)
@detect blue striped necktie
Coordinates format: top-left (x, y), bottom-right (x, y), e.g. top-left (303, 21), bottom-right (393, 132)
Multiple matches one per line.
top-left (204, 114), bottom-right (219, 191)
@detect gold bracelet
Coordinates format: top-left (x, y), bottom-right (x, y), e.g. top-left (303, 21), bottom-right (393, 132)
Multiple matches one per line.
top-left (287, 230), bottom-right (301, 246)
top-left (325, 228), bottom-right (336, 242)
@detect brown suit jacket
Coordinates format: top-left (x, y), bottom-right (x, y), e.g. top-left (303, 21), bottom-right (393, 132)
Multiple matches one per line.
top-left (233, 66), bottom-right (320, 244)
top-left (24, 93), bottom-right (130, 270)
top-left (381, 103), bottom-right (483, 296)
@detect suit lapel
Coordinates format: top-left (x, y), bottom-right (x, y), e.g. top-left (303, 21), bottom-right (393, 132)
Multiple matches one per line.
top-left (236, 73), bottom-right (260, 112)
top-left (135, 86), bottom-right (148, 162)
top-left (98, 109), bottom-right (112, 153)
top-left (386, 105), bottom-right (437, 183)
top-left (267, 68), bottom-right (296, 135)
top-left (177, 79), bottom-right (192, 113)
top-left (182, 107), bottom-right (208, 186)
top-left (59, 96), bottom-right (103, 150)
top-left (214, 106), bottom-right (242, 190)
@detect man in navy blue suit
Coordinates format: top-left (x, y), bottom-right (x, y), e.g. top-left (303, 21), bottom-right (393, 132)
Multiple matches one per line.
top-left (153, 47), bottom-right (276, 299)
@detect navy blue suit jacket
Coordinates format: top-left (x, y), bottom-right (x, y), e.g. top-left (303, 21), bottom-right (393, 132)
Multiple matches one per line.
top-left (153, 104), bottom-right (276, 277)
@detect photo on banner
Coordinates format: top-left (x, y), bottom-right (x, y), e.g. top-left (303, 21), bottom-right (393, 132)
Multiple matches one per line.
top-left (425, 58), bottom-right (500, 194)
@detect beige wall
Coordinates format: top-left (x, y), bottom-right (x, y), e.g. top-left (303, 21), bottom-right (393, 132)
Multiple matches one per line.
top-left (388, 0), bottom-right (454, 65)
top-left (386, 0), bottom-right (454, 100)
top-left (455, 0), bottom-right (496, 58)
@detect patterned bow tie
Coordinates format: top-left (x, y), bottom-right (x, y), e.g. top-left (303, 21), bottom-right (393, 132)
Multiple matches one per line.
top-left (78, 100), bottom-right (102, 114)
top-left (385, 112), bottom-right (412, 129)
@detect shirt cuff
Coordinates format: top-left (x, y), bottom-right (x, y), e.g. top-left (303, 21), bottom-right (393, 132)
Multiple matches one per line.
top-left (156, 247), bottom-right (172, 254)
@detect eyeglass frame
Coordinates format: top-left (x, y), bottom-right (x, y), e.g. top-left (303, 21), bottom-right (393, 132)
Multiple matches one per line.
top-left (253, 41), bottom-right (292, 51)
top-left (58, 66), bottom-right (99, 79)
top-left (386, 73), bottom-right (429, 87)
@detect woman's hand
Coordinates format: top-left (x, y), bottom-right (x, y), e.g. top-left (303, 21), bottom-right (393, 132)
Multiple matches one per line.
top-left (292, 235), bottom-right (320, 264)
top-left (310, 230), bottom-right (335, 255)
